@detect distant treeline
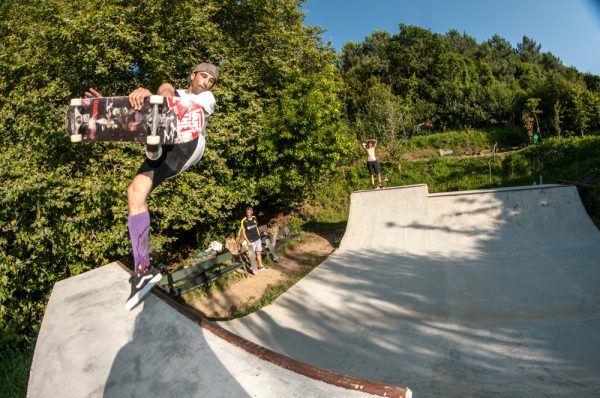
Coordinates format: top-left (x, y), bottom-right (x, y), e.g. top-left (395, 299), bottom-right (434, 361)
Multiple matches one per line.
top-left (341, 24), bottom-right (599, 143)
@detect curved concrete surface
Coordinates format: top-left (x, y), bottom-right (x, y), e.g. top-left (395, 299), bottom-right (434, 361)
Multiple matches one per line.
top-left (28, 184), bottom-right (600, 397)
top-left (27, 263), bottom-right (409, 397)
top-left (221, 184), bottom-right (600, 397)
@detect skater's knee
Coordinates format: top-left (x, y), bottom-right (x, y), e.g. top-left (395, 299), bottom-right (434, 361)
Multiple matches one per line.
top-left (127, 180), bottom-right (148, 205)
top-left (157, 83), bottom-right (175, 97)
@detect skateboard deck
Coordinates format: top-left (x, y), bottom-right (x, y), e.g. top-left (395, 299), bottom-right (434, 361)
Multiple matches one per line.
top-left (66, 95), bottom-right (205, 145)
top-left (247, 245), bottom-right (259, 274)
top-left (264, 226), bottom-right (280, 262)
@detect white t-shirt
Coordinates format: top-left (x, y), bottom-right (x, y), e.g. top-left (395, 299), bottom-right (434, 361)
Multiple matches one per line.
top-left (175, 89), bottom-right (216, 140)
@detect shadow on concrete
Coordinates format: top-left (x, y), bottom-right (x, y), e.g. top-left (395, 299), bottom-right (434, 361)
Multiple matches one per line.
top-left (220, 185), bottom-right (600, 397)
top-left (102, 295), bottom-right (250, 398)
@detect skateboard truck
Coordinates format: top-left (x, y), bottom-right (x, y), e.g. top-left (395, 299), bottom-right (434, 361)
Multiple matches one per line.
top-left (147, 95), bottom-right (163, 146)
top-left (69, 98), bottom-right (84, 143)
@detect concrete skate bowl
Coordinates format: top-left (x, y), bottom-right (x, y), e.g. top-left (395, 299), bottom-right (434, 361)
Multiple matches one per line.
top-left (221, 184), bottom-right (600, 397)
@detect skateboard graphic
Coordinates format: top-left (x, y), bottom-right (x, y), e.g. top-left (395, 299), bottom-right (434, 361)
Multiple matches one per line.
top-left (65, 95), bottom-right (205, 148)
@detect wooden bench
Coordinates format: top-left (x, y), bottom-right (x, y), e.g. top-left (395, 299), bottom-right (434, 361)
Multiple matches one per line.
top-left (158, 226), bottom-right (296, 297)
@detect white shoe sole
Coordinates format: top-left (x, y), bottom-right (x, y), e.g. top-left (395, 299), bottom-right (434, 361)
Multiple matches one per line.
top-left (146, 146), bottom-right (162, 160)
top-left (124, 272), bottom-right (163, 311)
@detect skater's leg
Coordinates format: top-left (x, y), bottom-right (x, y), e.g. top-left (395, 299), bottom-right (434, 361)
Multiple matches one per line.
top-left (128, 171), bottom-right (153, 216)
top-left (127, 171), bottom-right (154, 272)
top-left (374, 162), bottom-right (382, 188)
top-left (124, 170), bottom-right (164, 310)
top-left (367, 161), bottom-right (376, 187)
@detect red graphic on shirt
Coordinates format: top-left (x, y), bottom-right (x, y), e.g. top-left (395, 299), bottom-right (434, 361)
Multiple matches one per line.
top-left (167, 97), bottom-right (205, 143)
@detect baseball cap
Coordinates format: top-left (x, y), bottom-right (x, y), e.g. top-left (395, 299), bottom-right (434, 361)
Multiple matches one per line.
top-left (191, 63), bottom-right (218, 81)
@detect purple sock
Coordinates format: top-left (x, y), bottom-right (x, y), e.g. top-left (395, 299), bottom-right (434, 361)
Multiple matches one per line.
top-left (128, 211), bottom-right (150, 274)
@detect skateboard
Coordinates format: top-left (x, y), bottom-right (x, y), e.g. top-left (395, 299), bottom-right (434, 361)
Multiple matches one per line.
top-left (65, 95), bottom-right (205, 148)
top-left (247, 244), bottom-right (259, 274)
top-left (264, 226), bottom-right (280, 263)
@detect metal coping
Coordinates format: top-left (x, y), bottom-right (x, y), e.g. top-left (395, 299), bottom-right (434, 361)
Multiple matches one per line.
top-left (115, 261), bottom-right (412, 398)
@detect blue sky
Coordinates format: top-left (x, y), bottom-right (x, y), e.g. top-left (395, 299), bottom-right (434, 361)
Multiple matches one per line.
top-left (302, 0), bottom-right (600, 75)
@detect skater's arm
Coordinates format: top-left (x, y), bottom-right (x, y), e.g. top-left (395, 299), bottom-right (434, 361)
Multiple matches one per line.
top-left (128, 87), bottom-right (153, 111)
top-left (157, 83), bottom-right (175, 97)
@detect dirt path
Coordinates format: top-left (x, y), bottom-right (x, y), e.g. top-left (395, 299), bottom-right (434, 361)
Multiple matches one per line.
top-left (186, 230), bottom-right (343, 319)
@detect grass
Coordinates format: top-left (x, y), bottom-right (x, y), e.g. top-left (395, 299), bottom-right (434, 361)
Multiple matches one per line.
top-left (0, 344), bottom-right (33, 398)
top-left (305, 132), bottom-right (600, 224)
top-left (378, 125), bottom-right (528, 162)
top-left (223, 250), bottom-right (327, 320)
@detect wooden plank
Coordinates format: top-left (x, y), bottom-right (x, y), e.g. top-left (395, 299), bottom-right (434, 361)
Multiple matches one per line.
top-left (161, 252), bottom-right (233, 285)
top-left (165, 263), bottom-right (244, 297)
top-left (158, 226), bottom-right (297, 295)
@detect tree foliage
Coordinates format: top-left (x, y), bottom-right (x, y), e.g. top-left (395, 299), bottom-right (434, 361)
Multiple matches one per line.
top-left (0, 0), bottom-right (351, 346)
top-left (340, 25), bottom-right (600, 142)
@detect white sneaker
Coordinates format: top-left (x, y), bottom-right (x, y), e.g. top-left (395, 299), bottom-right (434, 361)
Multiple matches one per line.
top-left (124, 266), bottom-right (163, 311)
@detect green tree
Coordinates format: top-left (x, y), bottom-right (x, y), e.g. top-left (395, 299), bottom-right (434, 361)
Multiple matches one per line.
top-left (522, 98), bottom-right (542, 143)
top-left (570, 88), bottom-right (592, 136)
top-left (353, 76), bottom-right (410, 144)
top-left (516, 36), bottom-right (542, 65)
top-left (477, 35), bottom-right (517, 83)
top-left (0, 0), bottom-right (351, 346)
top-left (552, 101), bottom-right (563, 136)
top-left (257, 63), bottom-right (354, 203)
top-left (444, 29), bottom-right (479, 60)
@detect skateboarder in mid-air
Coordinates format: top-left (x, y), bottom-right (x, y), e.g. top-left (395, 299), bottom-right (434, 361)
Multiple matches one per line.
top-left (362, 139), bottom-right (383, 189)
top-left (85, 63), bottom-right (218, 310)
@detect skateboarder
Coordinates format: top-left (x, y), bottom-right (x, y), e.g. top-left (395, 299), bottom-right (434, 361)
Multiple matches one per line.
top-left (240, 206), bottom-right (267, 271)
top-left (85, 63), bottom-right (218, 310)
top-left (362, 139), bottom-right (383, 189)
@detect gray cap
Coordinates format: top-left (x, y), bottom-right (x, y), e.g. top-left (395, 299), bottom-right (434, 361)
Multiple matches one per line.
top-left (191, 63), bottom-right (218, 81)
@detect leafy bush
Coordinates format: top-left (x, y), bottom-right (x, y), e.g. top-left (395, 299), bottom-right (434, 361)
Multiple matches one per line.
top-left (0, 0), bottom-right (353, 347)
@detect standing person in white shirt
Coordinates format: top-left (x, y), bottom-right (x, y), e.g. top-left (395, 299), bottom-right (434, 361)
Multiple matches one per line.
top-left (85, 63), bottom-right (218, 310)
top-left (362, 139), bottom-right (383, 189)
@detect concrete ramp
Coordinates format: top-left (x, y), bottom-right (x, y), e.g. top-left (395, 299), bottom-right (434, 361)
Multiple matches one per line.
top-left (29, 184), bottom-right (600, 397)
top-left (27, 262), bottom-right (410, 397)
top-left (221, 184), bottom-right (600, 397)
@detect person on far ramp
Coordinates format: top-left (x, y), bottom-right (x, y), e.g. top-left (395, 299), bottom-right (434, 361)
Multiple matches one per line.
top-left (362, 139), bottom-right (383, 189)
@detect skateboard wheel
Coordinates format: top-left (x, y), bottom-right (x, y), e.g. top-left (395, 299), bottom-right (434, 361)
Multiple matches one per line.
top-left (149, 95), bottom-right (163, 105)
top-left (70, 134), bottom-right (83, 143)
top-left (70, 98), bottom-right (83, 106)
top-left (147, 135), bottom-right (160, 145)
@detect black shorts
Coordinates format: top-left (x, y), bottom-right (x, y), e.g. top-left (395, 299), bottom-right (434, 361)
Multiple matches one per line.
top-left (367, 160), bottom-right (380, 176)
top-left (136, 136), bottom-right (204, 189)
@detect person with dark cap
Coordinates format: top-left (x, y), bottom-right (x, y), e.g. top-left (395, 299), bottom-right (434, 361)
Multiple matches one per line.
top-left (84, 62), bottom-right (218, 310)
